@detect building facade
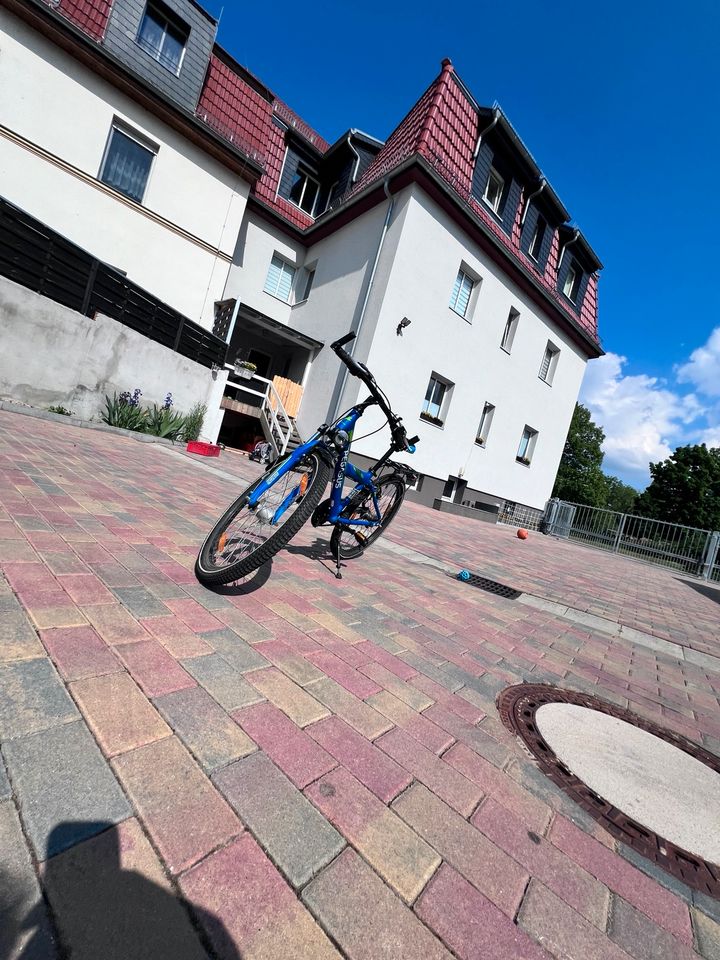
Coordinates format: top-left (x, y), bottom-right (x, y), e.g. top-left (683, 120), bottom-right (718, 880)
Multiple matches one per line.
top-left (0, 0), bottom-right (603, 513)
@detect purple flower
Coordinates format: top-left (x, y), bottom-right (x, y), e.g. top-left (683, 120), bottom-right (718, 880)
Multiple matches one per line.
top-left (130, 388), bottom-right (142, 408)
top-left (118, 390), bottom-right (131, 405)
top-left (163, 392), bottom-right (173, 410)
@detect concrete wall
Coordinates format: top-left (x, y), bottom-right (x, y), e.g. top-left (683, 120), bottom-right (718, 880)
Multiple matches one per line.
top-left (0, 276), bottom-right (227, 441)
top-left (0, 8), bottom-right (248, 328)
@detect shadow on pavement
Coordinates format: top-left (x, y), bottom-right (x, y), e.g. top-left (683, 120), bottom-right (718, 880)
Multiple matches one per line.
top-left (211, 559), bottom-right (273, 596)
top-left (676, 577), bottom-right (720, 606)
top-left (2, 821), bottom-right (239, 960)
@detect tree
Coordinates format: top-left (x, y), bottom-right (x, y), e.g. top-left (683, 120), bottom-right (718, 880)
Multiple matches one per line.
top-left (635, 444), bottom-right (720, 529)
top-left (552, 403), bottom-right (607, 506)
top-left (602, 475), bottom-right (638, 514)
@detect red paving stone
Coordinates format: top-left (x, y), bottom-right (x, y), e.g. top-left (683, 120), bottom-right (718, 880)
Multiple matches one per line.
top-left (1, 409), bottom-right (719, 960)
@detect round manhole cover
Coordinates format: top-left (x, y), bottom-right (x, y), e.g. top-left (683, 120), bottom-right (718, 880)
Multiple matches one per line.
top-left (497, 683), bottom-right (720, 898)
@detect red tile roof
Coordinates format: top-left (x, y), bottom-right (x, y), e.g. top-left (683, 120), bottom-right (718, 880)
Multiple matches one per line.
top-left (45, 0), bottom-right (112, 40)
top-left (273, 100), bottom-right (329, 153)
top-left (196, 54), bottom-right (272, 164)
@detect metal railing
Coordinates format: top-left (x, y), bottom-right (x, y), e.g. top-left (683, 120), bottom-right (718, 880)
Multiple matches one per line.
top-left (223, 366), bottom-right (298, 457)
top-left (497, 501), bottom-right (545, 531)
top-left (543, 499), bottom-right (720, 581)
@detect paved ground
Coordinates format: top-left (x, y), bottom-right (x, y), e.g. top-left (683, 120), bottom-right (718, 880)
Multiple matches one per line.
top-left (1, 408), bottom-right (720, 960)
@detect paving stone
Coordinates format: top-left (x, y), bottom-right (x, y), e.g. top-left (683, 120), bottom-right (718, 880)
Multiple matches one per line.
top-left (252, 638), bottom-right (326, 686)
top-left (302, 847), bottom-right (451, 959)
top-left (39, 625), bottom-right (121, 681)
top-left (693, 907), bottom-right (720, 960)
top-left (0, 607), bottom-right (46, 661)
top-left (112, 736), bottom-right (241, 874)
top-left (366, 690), bottom-right (454, 754)
top-left (213, 751), bottom-right (344, 888)
top-left (165, 598), bottom-right (224, 633)
top-left (473, 798), bottom-right (610, 929)
top-left (26, 604), bottom-right (88, 629)
top-left (70, 672), bottom-right (170, 757)
top-left (359, 661), bottom-right (433, 711)
top-left (0, 799), bottom-right (58, 960)
top-left (421, 702), bottom-right (512, 767)
top-left (305, 676), bottom-right (393, 740)
top-left (415, 863), bottom-right (552, 960)
top-left (140, 616), bottom-right (214, 658)
top-left (56, 573), bottom-right (116, 606)
top-left (111, 586), bottom-right (171, 619)
top-left (549, 813), bottom-right (693, 943)
top-left (695, 891), bottom-right (720, 926)
top-left (154, 687), bottom-right (255, 772)
top-left (41, 816), bottom-right (206, 960)
top-left (518, 881), bottom-right (632, 960)
top-left (180, 833), bottom-right (340, 959)
top-left (3, 720), bottom-right (131, 859)
top-left (410, 673), bottom-right (486, 723)
top-left (354, 639), bottom-right (418, 680)
top-left (115, 640), bottom-right (195, 697)
top-left (0, 657), bottom-right (78, 739)
top-left (308, 716), bottom-right (412, 802)
top-left (392, 783), bottom-right (528, 918)
top-left (234, 701), bottom-right (336, 788)
top-left (181, 653), bottom-right (264, 711)
top-left (82, 604), bottom-right (149, 645)
top-left (202, 628), bottom-right (271, 673)
top-left (306, 766), bottom-right (440, 903)
top-left (377, 727), bottom-right (481, 815)
top-left (245, 667), bottom-right (329, 727)
top-left (609, 895), bottom-right (698, 960)
top-left (212, 606), bottom-right (274, 643)
top-left (0, 754), bottom-right (10, 800)
top-left (445, 742), bottom-right (551, 834)
top-left (305, 649), bottom-right (382, 698)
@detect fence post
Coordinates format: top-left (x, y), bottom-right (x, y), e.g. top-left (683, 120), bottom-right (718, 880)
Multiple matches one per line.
top-left (172, 315), bottom-right (185, 352)
top-left (81, 259), bottom-right (99, 316)
top-left (612, 512), bottom-right (628, 553)
top-left (700, 531), bottom-right (720, 581)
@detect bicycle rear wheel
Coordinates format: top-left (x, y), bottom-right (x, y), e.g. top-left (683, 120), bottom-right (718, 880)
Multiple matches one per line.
top-left (195, 449), bottom-right (331, 585)
top-left (330, 474), bottom-right (405, 560)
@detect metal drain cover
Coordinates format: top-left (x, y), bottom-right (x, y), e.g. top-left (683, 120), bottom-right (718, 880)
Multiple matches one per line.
top-left (498, 683), bottom-right (720, 898)
top-left (454, 570), bottom-right (522, 599)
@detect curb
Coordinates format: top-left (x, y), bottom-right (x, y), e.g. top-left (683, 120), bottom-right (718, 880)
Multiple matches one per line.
top-left (0, 400), bottom-right (179, 447)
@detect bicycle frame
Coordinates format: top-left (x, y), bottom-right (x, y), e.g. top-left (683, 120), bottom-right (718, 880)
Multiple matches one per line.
top-left (246, 403), bottom-right (385, 529)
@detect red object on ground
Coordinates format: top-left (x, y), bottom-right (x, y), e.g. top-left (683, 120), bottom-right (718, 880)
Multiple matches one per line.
top-left (517, 529), bottom-right (529, 540)
top-left (186, 441), bottom-right (221, 457)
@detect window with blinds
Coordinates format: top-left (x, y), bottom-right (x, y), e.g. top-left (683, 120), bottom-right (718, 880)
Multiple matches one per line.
top-left (99, 125), bottom-right (156, 204)
top-left (264, 254), bottom-right (296, 302)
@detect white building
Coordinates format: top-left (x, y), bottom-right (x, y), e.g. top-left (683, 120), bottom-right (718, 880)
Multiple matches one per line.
top-left (0, 1), bottom-right (603, 515)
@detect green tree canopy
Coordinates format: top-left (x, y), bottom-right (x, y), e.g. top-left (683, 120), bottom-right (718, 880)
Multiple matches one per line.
top-left (602, 475), bottom-right (638, 514)
top-left (552, 403), bottom-right (607, 506)
top-left (634, 444), bottom-right (720, 529)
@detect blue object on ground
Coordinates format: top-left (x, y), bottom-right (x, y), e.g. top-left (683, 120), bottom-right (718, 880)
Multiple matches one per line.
top-left (457, 569), bottom-right (471, 581)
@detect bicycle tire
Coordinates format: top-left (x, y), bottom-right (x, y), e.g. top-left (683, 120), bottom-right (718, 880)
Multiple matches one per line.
top-left (330, 474), bottom-right (406, 560)
top-left (195, 449), bottom-right (331, 585)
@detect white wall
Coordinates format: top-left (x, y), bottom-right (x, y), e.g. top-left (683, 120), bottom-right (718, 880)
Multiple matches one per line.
top-left (353, 186), bottom-right (587, 509)
top-left (0, 276), bottom-right (227, 441)
top-left (0, 8), bottom-right (249, 328)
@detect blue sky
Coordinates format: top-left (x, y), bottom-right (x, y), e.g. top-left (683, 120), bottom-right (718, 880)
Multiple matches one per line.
top-left (213, 0), bottom-right (720, 489)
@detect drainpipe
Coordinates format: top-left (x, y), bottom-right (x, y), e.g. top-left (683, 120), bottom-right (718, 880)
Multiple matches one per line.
top-left (473, 108), bottom-right (500, 159)
top-left (520, 177), bottom-right (546, 227)
top-left (346, 132), bottom-right (362, 184)
top-left (557, 227), bottom-right (580, 273)
top-left (331, 178), bottom-right (395, 419)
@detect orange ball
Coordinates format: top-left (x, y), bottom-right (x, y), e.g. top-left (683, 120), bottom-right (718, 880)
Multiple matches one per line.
top-left (517, 528), bottom-right (528, 540)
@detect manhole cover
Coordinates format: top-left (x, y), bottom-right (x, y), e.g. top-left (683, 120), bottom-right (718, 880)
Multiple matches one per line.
top-left (454, 571), bottom-right (522, 599)
top-left (497, 683), bottom-right (720, 898)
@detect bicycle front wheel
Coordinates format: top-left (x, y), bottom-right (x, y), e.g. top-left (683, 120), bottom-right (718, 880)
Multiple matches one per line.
top-left (330, 474), bottom-right (406, 560)
top-left (195, 449), bottom-right (331, 585)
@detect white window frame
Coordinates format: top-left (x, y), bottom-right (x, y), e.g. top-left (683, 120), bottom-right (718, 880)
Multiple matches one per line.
top-left (529, 217), bottom-right (545, 261)
top-left (98, 120), bottom-right (158, 204)
top-left (288, 166), bottom-right (321, 217)
top-left (501, 308), bottom-right (519, 353)
top-left (296, 265), bottom-right (316, 303)
top-left (563, 263), bottom-right (579, 301)
top-left (517, 426), bottom-right (538, 465)
top-left (421, 373), bottom-right (453, 427)
top-left (539, 342), bottom-right (560, 385)
top-left (483, 167), bottom-right (505, 214)
top-left (264, 254), bottom-right (296, 303)
top-left (449, 268), bottom-right (474, 318)
top-left (136, 0), bottom-right (189, 76)
top-left (475, 402), bottom-right (495, 447)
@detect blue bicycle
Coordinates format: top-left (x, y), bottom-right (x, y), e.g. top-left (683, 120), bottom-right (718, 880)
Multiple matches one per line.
top-left (195, 332), bottom-right (419, 584)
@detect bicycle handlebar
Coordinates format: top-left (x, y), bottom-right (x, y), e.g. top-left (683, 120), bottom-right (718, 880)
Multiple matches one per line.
top-left (330, 332), bottom-right (415, 453)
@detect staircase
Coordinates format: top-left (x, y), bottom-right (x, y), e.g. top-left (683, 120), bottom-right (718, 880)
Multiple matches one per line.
top-left (223, 366), bottom-right (304, 459)
top-left (260, 404), bottom-right (303, 458)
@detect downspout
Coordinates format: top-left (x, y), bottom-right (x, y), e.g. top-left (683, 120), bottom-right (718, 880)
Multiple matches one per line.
top-left (473, 108), bottom-right (500, 159)
top-left (520, 177), bottom-right (546, 227)
top-left (557, 227), bottom-right (580, 273)
top-left (346, 132), bottom-right (362, 184)
top-left (331, 178), bottom-right (395, 419)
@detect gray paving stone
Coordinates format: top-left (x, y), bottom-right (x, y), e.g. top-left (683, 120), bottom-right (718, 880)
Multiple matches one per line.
top-left (0, 800), bottom-right (59, 959)
top-left (693, 907), bottom-right (720, 959)
top-left (111, 587), bottom-right (170, 619)
top-left (0, 658), bottom-right (78, 740)
top-left (213, 751), bottom-right (344, 888)
top-left (609, 895), bottom-right (696, 960)
top-left (694, 891), bottom-right (720, 927)
top-left (0, 751), bottom-right (11, 800)
top-left (180, 584), bottom-right (233, 609)
top-left (181, 653), bottom-right (265, 712)
top-left (616, 843), bottom-right (694, 905)
top-left (202, 628), bottom-right (271, 674)
top-left (399, 651), bottom-right (464, 691)
top-left (212, 613), bottom-right (273, 645)
top-left (3, 721), bottom-right (131, 859)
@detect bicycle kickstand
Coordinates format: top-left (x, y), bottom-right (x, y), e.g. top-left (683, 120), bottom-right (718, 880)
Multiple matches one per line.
top-left (333, 534), bottom-right (343, 580)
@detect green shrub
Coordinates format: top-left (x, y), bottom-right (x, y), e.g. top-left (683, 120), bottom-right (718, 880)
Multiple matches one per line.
top-left (145, 403), bottom-right (186, 441)
top-left (183, 402), bottom-right (207, 442)
top-left (48, 405), bottom-right (74, 416)
top-left (101, 392), bottom-right (148, 432)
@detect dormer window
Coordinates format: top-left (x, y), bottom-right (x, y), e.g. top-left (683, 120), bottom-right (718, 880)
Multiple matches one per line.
top-left (483, 168), bottom-right (505, 214)
top-left (137, 1), bottom-right (189, 75)
top-left (289, 166), bottom-right (320, 216)
top-left (563, 262), bottom-right (582, 302)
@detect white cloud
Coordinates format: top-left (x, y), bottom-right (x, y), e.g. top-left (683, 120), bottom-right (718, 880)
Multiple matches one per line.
top-left (676, 327), bottom-right (720, 397)
top-left (580, 353), bottom-right (702, 483)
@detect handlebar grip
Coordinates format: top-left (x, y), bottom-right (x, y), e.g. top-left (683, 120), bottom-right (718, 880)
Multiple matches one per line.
top-left (407, 436), bottom-right (420, 446)
top-left (331, 332), bottom-right (357, 351)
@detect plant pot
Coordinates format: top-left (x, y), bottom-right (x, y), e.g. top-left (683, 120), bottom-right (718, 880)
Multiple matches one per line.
top-left (234, 365), bottom-right (255, 380)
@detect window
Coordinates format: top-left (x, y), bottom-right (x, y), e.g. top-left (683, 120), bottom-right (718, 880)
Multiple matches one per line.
top-left (441, 476), bottom-right (460, 502)
top-left (517, 426), bottom-right (538, 465)
top-left (483, 167), bottom-right (504, 214)
top-left (99, 125), bottom-right (156, 203)
top-left (501, 308), bottom-right (519, 352)
top-left (562, 262), bottom-right (582, 302)
top-left (137, 1), bottom-right (189, 74)
top-left (288, 166), bottom-right (320, 216)
top-left (475, 402), bottom-right (495, 446)
top-left (449, 269), bottom-right (475, 318)
top-left (421, 374), bottom-right (452, 426)
top-left (529, 217), bottom-right (546, 261)
top-left (297, 267), bottom-right (315, 302)
top-left (264, 254), bottom-right (296, 302)
top-left (539, 342), bottom-right (560, 384)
